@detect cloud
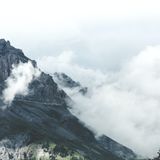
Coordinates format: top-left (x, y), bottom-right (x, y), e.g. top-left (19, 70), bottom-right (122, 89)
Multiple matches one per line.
top-left (37, 51), bottom-right (108, 88)
top-left (37, 45), bottom-right (160, 157)
top-left (2, 61), bottom-right (41, 105)
top-left (2, 0), bottom-right (160, 74)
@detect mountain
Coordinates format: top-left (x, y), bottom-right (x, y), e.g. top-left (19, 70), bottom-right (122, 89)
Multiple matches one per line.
top-left (53, 72), bottom-right (81, 89)
top-left (53, 72), bottom-right (88, 95)
top-left (53, 72), bottom-right (137, 160)
top-left (0, 39), bottom-right (136, 160)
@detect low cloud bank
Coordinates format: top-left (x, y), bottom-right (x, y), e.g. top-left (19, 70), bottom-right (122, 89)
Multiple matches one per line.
top-left (38, 46), bottom-right (160, 157)
top-left (37, 51), bottom-right (108, 88)
top-left (2, 61), bottom-right (40, 105)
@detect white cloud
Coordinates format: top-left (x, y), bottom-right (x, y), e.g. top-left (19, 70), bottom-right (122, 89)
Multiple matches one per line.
top-left (38, 45), bottom-right (160, 157)
top-left (1, 0), bottom-right (160, 73)
top-left (37, 51), bottom-right (108, 88)
top-left (2, 61), bottom-right (41, 105)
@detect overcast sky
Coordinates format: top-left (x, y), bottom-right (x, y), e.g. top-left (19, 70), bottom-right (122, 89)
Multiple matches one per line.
top-left (1, 0), bottom-right (160, 71)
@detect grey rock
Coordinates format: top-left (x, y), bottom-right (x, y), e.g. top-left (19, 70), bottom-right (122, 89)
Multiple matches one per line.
top-left (0, 39), bottom-right (36, 82)
top-left (0, 39), bottom-right (136, 160)
top-left (54, 72), bottom-right (88, 95)
top-left (54, 72), bottom-right (81, 88)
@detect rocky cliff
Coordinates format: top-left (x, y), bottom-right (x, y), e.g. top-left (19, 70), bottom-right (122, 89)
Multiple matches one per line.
top-left (0, 39), bottom-right (136, 160)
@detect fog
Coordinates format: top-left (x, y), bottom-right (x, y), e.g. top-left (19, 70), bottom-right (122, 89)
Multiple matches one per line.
top-left (2, 62), bottom-right (40, 105)
top-left (38, 45), bottom-right (160, 157)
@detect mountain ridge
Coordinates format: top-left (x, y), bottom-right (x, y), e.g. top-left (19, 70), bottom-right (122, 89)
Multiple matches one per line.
top-left (0, 39), bottom-right (136, 160)
top-left (53, 72), bottom-right (137, 160)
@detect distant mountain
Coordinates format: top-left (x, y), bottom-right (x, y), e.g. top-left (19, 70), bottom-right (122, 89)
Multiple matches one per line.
top-left (53, 72), bottom-right (88, 95)
top-left (0, 39), bottom-right (136, 160)
top-left (54, 72), bottom-right (81, 88)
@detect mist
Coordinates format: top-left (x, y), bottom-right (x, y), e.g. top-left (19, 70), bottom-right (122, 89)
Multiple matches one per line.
top-left (2, 61), bottom-right (40, 105)
top-left (38, 45), bottom-right (160, 157)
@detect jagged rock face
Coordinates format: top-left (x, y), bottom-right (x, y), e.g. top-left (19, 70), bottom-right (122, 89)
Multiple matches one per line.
top-left (25, 72), bottom-right (67, 104)
top-left (0, 39), bottom-right (35, 82)
top-left (0, 39), bottom-right (66, 104)
top-left (54, 72), bottom-right (81, 88)
top-left (54, 72), bottom-right (88, 95)
top-left (0, 39), bottom-right (136, 160)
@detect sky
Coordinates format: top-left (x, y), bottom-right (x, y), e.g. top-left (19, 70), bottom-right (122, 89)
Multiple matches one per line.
top-left (1, 0), bottom-right (160, 157)
top-left (1, 0), bottom-right (160, 71)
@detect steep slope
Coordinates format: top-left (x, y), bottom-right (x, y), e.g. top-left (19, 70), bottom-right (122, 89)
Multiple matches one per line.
top-left (0, 39), bottom-right (134, 160)
top-left (97, 135), bottom-right (136, 160)
top-left (53, 72), bottom-right (137, 160)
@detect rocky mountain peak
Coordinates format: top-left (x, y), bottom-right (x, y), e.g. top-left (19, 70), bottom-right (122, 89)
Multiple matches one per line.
top-left (0, 39), bottom-right (35, 82)
top-left (0, 39), bottom-right (137, 160)
top-left (0, 39), bottom-right (22, 56)
top-left (0, 39), bottom-right (10, 49)
top-left (0, 39), bottom-right (67, 105)
top-left (54, 72), bottom-right (81, 88)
